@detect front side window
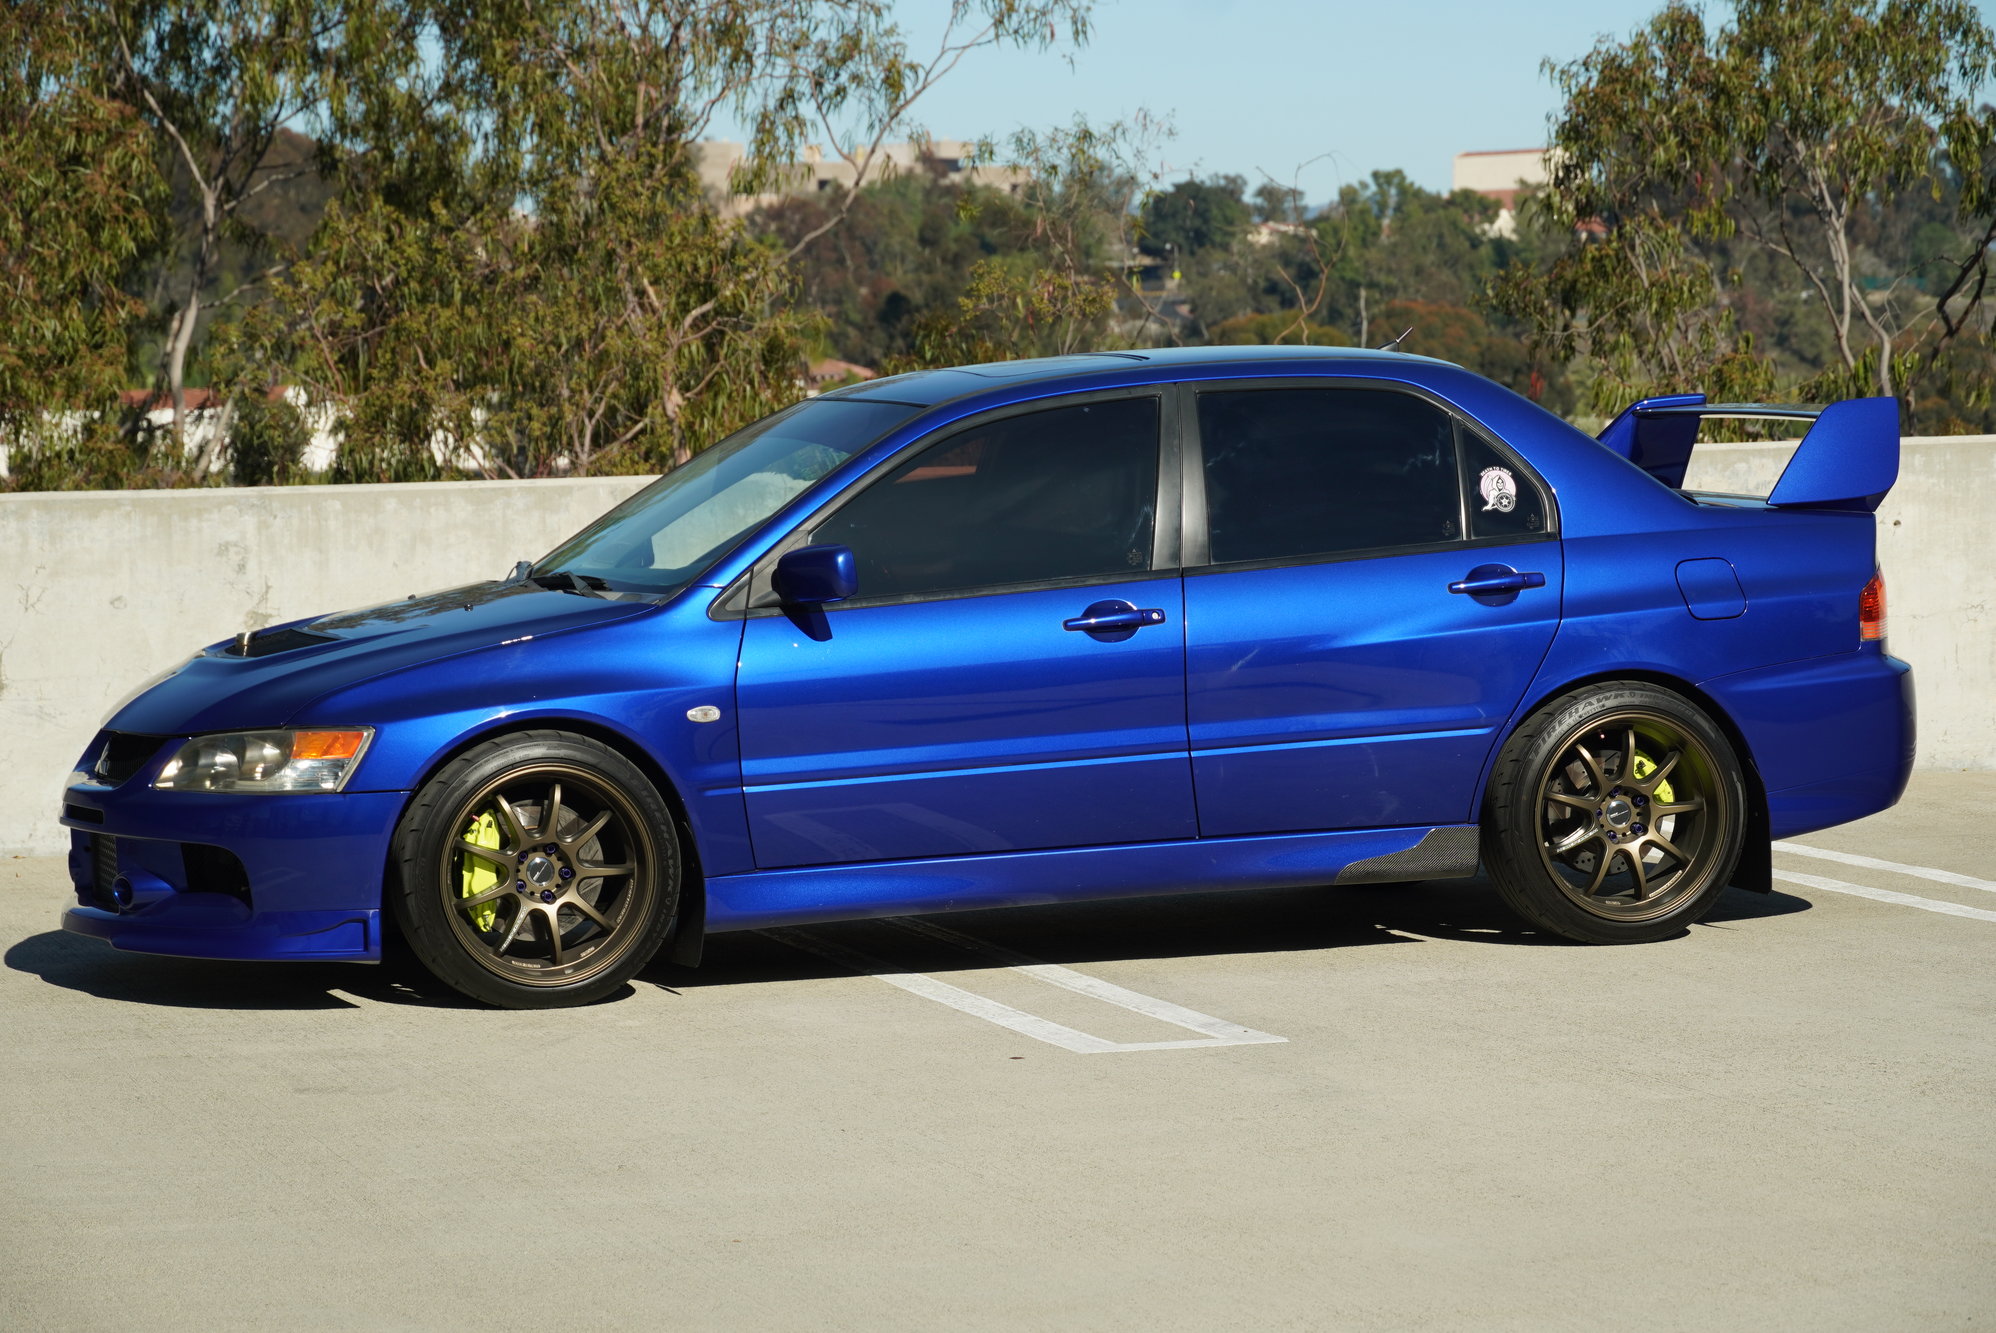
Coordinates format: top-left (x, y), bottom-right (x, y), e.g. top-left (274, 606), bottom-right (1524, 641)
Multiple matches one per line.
top-left (1197, 388), bottom-right (1460, 564)
top-left (811, 397), bottom-right (1160, 601)
top-left (534, 398), bottom-right (918, 596)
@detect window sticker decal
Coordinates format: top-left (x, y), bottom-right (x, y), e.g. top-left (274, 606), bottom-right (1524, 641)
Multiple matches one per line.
top-left (1479, 466), bottom-right (1519, 514)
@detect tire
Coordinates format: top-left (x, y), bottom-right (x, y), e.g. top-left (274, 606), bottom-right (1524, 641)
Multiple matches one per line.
top-left (388, 730), bottom-right (680, 1008)
top-left (1482, 682), bottom-right (1747, 944)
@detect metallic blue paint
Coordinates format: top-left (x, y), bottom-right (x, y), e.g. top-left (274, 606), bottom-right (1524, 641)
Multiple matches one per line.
top-left (1768, 397), bottom-right (1901, 512)
top-left (56, 346), bottom-right (1914, 969)
top-left (1186, 542), bottom-right (1563, 835)
top-left (736, 577), bottom-right (1195, 867)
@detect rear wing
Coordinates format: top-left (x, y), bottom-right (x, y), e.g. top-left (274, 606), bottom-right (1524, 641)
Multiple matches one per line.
top-left (1596, 394), bottom-right (1899, 513)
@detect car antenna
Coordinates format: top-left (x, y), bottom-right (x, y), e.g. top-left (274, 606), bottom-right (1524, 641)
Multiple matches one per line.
top-left (1377, 326), bottom-right (1414, 353)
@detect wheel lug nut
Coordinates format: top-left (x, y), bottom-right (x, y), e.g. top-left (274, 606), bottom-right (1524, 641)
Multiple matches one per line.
top-left (543, 843), bottom-right (559, 855)
top-left (517, 852), bottom-right (528, 865)
top-left (559, 866), bottom-right (574, 881)
top-left (515, 879), bottom-right (527, 891)
top-left (540, 889), bottom-right (557, 903)
top-left (1632, 823), bottom-right (1646, 836)
top-left (1633, 794), bottom-right (1647, 806)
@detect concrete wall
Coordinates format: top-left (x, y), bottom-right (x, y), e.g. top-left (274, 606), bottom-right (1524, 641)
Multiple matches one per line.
top-left (3, 438), bottom-right (1990, 855)
top-left (2, 476), bottom-right (653, 855)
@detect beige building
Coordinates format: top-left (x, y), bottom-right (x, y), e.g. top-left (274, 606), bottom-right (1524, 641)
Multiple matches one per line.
top-left (1451, 147), bottom-right (1551, 237)
top-left (693, 138), bottom-right (1029, 216)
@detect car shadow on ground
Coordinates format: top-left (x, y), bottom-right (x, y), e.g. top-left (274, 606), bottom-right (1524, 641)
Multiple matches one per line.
top-left (5, 879), bottom-right (1810, 1011)
top-left (0, 927), bottom-right (506, 1010)
top-left (643, 878), bottom-right (1813, 992)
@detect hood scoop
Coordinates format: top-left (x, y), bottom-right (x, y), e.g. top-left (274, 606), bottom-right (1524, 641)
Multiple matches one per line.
top-left (222, 627), bottom-right (339, 658)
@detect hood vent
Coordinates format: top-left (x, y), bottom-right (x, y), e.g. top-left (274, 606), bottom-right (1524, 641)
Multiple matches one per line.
top-left (223, 627), bottom-right (337, 657)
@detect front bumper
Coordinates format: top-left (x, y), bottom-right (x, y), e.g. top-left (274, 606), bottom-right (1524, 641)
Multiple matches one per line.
top-left (59, 778), bottom-right (406, 963)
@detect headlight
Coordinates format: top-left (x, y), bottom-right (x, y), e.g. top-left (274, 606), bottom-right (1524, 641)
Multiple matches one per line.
top-left (153, 729), bottom-right (372, 793)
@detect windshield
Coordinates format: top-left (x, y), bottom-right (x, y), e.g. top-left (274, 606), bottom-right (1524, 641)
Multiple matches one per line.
top-left (532, 398), bottom-right (919, 597)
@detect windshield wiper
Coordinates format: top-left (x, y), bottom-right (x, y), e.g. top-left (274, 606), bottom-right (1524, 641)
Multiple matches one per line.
top-left (528, 569), bottom-right (612, 595)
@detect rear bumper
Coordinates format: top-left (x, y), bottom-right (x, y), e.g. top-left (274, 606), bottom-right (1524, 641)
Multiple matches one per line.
top-left (58, 784), bottom-right (405, 963)
top-left (1701, 647), bottom-right (1914, 839)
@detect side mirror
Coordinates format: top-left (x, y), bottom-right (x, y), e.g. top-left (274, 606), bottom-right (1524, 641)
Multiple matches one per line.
top-left (773, 544), bottom-right (858, 605)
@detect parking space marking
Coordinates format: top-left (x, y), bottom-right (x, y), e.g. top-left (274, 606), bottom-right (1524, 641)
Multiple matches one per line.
top-left (1773, 841), bottom-right (1996, 895)
top-left (1772, 869), bottom-right (1996, 924)
top-left (760, 924), bottom-right (1288, 1055)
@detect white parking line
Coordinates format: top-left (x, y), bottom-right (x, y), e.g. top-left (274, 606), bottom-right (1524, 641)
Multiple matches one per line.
top-left (760, 923), bottom-right (1288, 1055)
top-left (1772, 869), bottom-right (1996, 924)
top-left (1773, 841), bottom-right (1996, 895)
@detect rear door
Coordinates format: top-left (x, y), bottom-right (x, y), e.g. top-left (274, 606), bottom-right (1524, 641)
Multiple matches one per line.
top-left (734, 392), bottom-right (1196, 869)
top-left (1182, 382), bottom-right (1563, 836)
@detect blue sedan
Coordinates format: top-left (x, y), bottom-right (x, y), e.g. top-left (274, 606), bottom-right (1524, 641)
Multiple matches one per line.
top-left (59, 347), bottom-right (1913, 1007)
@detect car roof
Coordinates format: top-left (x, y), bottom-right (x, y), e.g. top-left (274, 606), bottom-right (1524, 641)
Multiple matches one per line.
top-left (821, 345), bottom-right (1458, 408)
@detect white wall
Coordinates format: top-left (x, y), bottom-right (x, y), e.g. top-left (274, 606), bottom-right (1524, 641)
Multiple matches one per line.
top-left (2, 476), bottom-right (652, 855)
top-left (3, 441), bottom-right (1990, 855)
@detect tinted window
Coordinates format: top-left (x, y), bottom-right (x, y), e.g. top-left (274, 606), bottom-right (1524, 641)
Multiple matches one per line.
top-left (813, 397), bottom-right (1159, 600)
top-left (1460, 428), bottom-right (1548, 539)
top-left (1197, 388), bottom-right (1459, 564)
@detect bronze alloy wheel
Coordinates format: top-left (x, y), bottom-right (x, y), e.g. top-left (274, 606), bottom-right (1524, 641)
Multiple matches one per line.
top-left (439, 762), bottom-right (658, 989)
top-left (1481, 682), bottom-right (1746, 944)
top-left (1531, 710), bottom-right (1732, 923)
top-left (391, 730), bottom-right (680, 1007)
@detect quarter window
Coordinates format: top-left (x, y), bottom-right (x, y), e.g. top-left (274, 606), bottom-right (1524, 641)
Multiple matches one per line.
top-left (812, 397), bottom-right (1160, 600)
top-left (1460, 428), bottom-right (1547, 539)
top-left (1197, 388), bottom-right (1460, 564)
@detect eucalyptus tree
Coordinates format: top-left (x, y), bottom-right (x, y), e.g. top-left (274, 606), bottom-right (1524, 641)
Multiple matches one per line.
top-left (244, 0), bottom-right (1094, 481)
top-left (106, 0), bottom-right (342, 465)
top-left (0, 4), bottom-right (163, 486)
top-left (1503, 0), bottom-right (1996, 414)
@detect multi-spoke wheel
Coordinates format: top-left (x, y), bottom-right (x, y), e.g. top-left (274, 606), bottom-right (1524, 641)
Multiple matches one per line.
top-left (389, 731), bottom-right (679, 1007)
top-left (1483, 683), bottom-right (1747, 943)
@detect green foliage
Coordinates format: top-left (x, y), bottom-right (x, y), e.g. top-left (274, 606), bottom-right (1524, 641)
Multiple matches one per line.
top-left (1204, 312), bottom-right (1349, 346)
top-left (0, 3), bottom-right (164, 486)
top-left (1506, 0), bottom-right (1996, 418)
top-left (1140, 175), bottom-right (1249, 258)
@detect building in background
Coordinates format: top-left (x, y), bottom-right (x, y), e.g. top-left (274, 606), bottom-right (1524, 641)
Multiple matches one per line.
top-left (1451, 148), bottom-right (1550, 237)
top-left (694, 138), bottom-right (1028, 217)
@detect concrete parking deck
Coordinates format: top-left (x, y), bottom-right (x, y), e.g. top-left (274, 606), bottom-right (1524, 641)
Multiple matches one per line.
top-left (5, 773), bottom-right (1992, 1330)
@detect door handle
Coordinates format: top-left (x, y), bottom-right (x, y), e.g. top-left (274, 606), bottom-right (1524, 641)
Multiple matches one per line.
top-left (1448, 567), bottom-right (1546, 596)
top-left (1063, 600), bottom-right (1168, 633)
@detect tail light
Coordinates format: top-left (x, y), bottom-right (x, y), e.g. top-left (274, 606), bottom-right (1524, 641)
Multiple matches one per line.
top-left (1859, 570), bottom-right (1886, 642)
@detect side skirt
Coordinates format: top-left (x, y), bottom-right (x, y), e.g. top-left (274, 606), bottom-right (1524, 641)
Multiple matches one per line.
top-left (703, 824), bottom-right (1481, 932)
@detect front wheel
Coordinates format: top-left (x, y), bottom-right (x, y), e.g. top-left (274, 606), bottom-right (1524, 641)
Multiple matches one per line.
top-left (1482, 683), bottom-right (1747, 944)
top-left (388, 731), bottom-right (679, 1008)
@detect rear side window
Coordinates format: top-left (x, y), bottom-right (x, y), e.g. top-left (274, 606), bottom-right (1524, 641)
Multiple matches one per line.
top-left (812, 397), bottom-right (1159, 600)
top-left (1197, 388), bottom-right (1459, 564)
top-left (1460, 428), bottom-right (1548, 540)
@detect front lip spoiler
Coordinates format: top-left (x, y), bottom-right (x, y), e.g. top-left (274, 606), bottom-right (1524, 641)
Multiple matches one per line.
top-left (62, 903), bottom-right (382, 962)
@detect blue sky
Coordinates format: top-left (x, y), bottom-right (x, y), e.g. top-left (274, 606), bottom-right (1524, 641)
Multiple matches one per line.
top-left (858, 0), bottom-right (1996, 203)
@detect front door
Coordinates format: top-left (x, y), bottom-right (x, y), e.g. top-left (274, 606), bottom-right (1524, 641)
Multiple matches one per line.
top-left (1182, 384), bottom-right (1563, 836)
top-left (735, 394), bottom-right (1195, 869)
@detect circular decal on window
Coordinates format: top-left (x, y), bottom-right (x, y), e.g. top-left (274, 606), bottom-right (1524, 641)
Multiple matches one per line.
top-left (1478, 466), bottom-right (1518, 514)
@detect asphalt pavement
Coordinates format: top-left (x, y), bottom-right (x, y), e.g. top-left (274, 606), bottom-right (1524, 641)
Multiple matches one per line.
top-left (4, 773), bottom-right (1993, 1330)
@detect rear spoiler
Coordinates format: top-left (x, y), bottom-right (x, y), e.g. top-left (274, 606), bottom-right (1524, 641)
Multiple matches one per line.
top-left (1596, 393), bottom-right (1899, 512)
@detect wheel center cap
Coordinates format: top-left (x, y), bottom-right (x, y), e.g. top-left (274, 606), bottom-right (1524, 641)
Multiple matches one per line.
top-left (1602, 797), bottom-right (1634, 828)
top-left (524, 854), bottom-right (558, 887)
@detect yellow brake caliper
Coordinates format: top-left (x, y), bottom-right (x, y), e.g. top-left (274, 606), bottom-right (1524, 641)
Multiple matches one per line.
top-left (1630, 753), bottom-right (1675, 806)
top-left (460, 810), bottom-right (503, 931)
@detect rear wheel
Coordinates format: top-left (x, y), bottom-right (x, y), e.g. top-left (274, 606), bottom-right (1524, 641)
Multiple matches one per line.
top-left (1482, 683), bottom-right (1746, 943)
top-left (389, 731), bottom-right (678, 1008)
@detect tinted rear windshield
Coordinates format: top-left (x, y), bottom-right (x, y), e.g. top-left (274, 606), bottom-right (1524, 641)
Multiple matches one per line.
top-left (534, 399), bottom-right (920, 597)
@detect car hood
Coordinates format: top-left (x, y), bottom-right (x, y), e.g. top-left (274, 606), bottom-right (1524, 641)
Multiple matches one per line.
top-left (104, 581), bottom-right (656, 737)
